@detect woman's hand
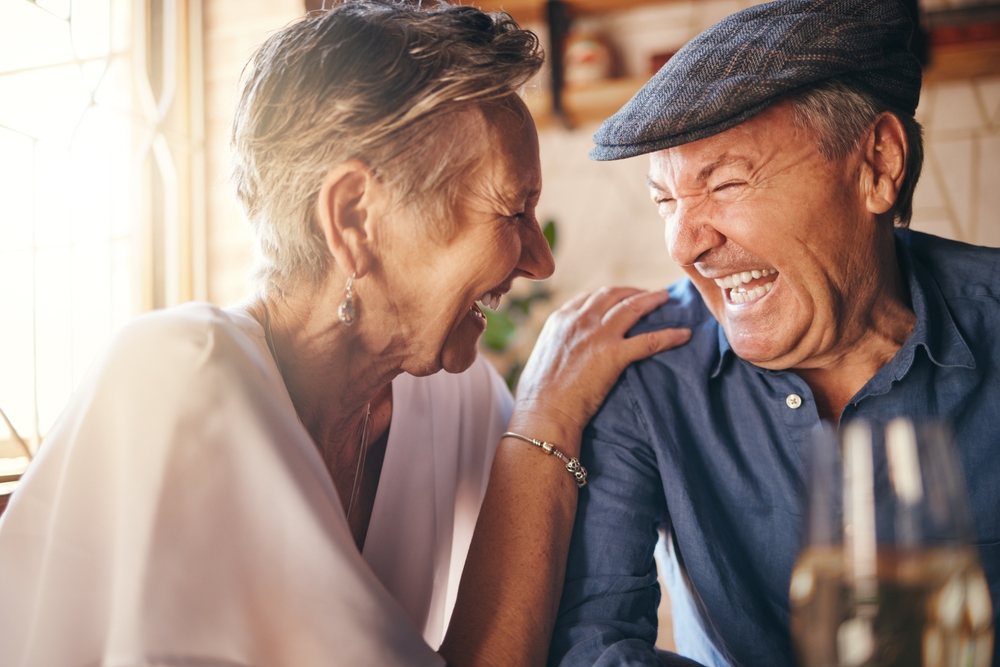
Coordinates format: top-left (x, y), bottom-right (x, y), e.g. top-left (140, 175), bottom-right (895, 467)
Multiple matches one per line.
top-left (441, 287), bottom-right (689, 667)
top-left (512, 287), bottom-right (691, 449)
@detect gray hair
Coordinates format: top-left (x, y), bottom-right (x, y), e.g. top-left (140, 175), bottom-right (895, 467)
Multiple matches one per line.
top-left (231, 0), bottom-right (543, 292)
top-left (787, 78), bottom-right (924, 227)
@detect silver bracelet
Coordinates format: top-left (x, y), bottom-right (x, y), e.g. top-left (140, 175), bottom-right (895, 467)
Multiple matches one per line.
top-left (502, 432), bottom-right (588, 488)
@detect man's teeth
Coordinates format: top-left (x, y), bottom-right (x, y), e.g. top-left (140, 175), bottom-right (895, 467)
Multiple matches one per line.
top-left (713, 268), bottom-right (777, 288)
top-left (729, 281), bottom-right (772, 304)
top-left (478, 292), bottom-right (502, 311)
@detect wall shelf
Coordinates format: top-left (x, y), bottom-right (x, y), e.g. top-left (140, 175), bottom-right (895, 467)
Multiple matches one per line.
top-left (524, 77), bottom-right (646, 127)
top-left (460, 1), bottom-right (1000, 128)
top-left (924, 41), bottom-right (1000, 83)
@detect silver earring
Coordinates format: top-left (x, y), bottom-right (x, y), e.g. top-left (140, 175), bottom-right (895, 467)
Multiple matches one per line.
top-left (338, 272), bottom-right (357, 326)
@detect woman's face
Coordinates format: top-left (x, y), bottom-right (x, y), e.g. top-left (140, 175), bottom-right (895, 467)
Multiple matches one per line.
top-left (380, 100), bottom-right (554, 376)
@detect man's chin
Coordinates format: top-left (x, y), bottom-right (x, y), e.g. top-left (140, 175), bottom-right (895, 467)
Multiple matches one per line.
top-left (723, 323), bottom-right (799, 370)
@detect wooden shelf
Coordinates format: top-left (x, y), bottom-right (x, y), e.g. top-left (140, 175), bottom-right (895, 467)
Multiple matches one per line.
top-left (461, 1), bottom-right (1000, 126)
top-left (924, 40), bottom-right (1000, 83)
top-left (524, 77), bottom-right (646, 127)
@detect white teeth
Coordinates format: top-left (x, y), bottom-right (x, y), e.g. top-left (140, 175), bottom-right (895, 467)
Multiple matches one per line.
top-left (726, 274), bottom-right (776, 305)
top-left (714, 268), bottom-right (776, 288)
top-left (478, 292), bottom-right (502, 311)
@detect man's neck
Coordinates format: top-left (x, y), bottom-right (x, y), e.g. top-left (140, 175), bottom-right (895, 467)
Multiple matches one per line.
top-left (793, 251), bottom-right (915, 423)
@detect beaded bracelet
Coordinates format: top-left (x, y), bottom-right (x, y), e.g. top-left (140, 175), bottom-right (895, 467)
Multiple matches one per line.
top-left (502, 431), bottom-right (588, 488)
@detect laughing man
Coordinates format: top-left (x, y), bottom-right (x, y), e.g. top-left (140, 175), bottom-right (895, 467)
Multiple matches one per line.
top-left (549, 1), bottom-right (1000, 665)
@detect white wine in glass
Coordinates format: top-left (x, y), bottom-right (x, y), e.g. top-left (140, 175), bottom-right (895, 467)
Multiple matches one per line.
top-left (790, 420), bottom-right (993, 667)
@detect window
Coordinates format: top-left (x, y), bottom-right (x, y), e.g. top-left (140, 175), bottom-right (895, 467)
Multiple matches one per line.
top-left (0, 0), bottom-right (204, 472)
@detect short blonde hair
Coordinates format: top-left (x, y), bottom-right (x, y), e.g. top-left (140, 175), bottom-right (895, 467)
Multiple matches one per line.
top-left (231, 0), bottom-right (543, 291)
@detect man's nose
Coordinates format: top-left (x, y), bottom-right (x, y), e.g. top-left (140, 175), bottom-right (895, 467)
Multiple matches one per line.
top-left (517, 219), bottom-right (555, 280)
top-left (667, 199), bottom-right (726, 267)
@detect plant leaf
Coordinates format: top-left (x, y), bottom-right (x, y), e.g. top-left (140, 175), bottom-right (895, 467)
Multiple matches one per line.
top-left (482, 308), bottom-right (517, 351)
top-left (543, 219), bottom-right (557, 252)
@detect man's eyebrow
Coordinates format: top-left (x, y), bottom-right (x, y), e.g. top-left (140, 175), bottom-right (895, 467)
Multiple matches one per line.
top-left (698, 155), bottom-right (752, 181)
top-left (645, 175), bottom-right (667, 193)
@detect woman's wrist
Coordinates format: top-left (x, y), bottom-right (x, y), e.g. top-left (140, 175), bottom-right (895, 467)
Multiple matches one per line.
top-left (506, 401), bottom-right (584, 460)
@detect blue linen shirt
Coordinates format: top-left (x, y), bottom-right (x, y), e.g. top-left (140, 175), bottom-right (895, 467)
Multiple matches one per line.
top-left (550, 230), bottom-right (1000, 667)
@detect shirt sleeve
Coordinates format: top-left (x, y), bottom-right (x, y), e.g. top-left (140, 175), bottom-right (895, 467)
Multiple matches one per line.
top-left (549, 375), bottom-right (703, 667)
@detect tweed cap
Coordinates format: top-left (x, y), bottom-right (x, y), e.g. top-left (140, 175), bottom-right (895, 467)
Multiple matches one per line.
top-left (591, 0), bottom-right (922, 161)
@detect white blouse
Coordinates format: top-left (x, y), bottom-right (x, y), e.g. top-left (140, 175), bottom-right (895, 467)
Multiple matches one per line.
top-left (0, 303), bottom-right (513, 667)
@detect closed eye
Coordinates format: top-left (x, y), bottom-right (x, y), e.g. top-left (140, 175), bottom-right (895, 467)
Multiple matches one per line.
top-left (654, 197), bottom-right (677, 217)
top-left (714, 181), bottom-right (746, 192)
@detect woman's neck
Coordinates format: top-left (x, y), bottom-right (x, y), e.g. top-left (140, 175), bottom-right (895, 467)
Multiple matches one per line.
top-left (246, 282), bottom-right (401, 464)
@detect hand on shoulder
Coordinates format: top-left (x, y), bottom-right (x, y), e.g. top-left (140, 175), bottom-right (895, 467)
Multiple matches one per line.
top-left (512, 287), bottom-right (691, 451)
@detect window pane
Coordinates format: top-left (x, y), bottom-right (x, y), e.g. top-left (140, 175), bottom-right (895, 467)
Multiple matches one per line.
top-left (0, 0), bottom-right (74, 72)
top-left (0, 0), bottom-right (172, 446)
top-left (0, 128), bottom-right (34, 250)
top-left (0, 64), bottom-right (91, 144)
top-left (34, 245), bottom-right (74, 434)
top-left (71, 0), bottom-right (112, 60)
top-left (0, 250), bottom-right (36, 437)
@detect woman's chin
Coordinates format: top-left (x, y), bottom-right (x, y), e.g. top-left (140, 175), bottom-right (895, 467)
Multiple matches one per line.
top-left (439, 308), bottom-right (487, 373)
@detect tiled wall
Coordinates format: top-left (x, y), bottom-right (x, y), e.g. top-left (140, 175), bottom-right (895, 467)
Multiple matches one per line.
top-left (912, 79), bottom-right (1000, 247)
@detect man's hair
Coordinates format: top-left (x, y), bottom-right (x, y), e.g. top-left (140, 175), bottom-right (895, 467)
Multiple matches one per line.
top-left (787, 78), bottom-right (924, 227)
top-left (231, 0), bottom-right (543, 291)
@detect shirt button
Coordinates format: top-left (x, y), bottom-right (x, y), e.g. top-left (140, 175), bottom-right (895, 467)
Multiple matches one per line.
top-left (786, 394), bottom-right (803, 409)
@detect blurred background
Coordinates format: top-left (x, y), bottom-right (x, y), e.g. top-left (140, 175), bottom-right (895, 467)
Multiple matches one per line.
top-left (1, 0), bottom-right (998, 640)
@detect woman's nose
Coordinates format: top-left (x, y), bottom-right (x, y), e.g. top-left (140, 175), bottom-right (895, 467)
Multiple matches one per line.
top-left (518, 220), bottom-right (555, 280)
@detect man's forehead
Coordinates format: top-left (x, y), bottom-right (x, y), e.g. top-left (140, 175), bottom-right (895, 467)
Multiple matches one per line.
top-left (647, 151), bottom-right (756, 184)
top-left (645, 117), bottom-right (774, 188)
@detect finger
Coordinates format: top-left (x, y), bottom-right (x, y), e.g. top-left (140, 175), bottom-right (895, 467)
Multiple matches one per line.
top-left (601, 288), bottom-right (671, 331)
top-left (581, 286), bottom-right (647, 315)
top-left (622, 327), bottom-right (692, 363)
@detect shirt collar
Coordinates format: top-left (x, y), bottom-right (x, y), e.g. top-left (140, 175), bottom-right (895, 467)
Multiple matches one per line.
top-left (709, 232), bottom-right (976, 381)
top-left (885, 233), bottom-right (976, 373)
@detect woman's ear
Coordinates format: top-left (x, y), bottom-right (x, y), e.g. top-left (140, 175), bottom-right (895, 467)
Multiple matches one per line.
top-left (861, 112), bottom-right (908, 217)
top-left (315, 160), bottom-right (380, 278)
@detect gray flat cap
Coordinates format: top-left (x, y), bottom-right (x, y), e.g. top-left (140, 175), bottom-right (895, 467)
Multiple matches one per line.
top-left (591, 0), bottom-right (922, 161)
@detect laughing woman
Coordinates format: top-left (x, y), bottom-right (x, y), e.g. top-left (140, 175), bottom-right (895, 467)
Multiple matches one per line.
top-left (0, 3), bottom-right (689, 666)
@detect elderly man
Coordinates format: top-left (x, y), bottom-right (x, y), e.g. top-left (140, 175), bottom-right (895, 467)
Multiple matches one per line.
top-left (549, 1), bottom-right (1000, 666)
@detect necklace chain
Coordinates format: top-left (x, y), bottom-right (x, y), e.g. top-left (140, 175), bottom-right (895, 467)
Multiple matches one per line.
top-left (262, 300), bottom-right (372, 523)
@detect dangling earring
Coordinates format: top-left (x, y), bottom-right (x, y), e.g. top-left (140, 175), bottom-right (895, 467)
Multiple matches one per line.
top-left (338, 272), bottom-right (357, 326)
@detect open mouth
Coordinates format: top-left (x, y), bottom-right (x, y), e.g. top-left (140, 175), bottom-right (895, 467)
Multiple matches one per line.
top-left (714, 269), bottom-right (778, 305)
top-left (469, 289), bottom-right (506, 320)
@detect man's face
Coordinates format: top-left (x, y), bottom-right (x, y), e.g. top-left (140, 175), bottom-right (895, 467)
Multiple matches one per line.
top-left (647, 101), bottom-right (877, 370)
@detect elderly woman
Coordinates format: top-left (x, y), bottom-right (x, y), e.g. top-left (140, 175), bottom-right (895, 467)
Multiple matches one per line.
top-left (0, 2), bottom-right (689, 666)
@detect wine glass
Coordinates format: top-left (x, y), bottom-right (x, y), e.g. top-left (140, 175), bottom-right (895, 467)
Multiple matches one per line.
top-left (790, 419), bottom-right (993, 667)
